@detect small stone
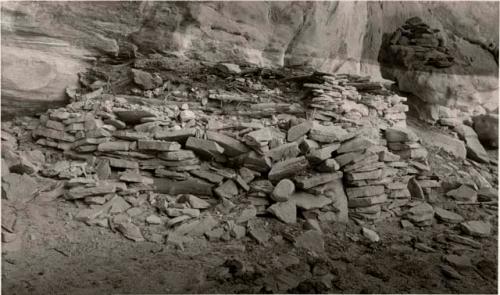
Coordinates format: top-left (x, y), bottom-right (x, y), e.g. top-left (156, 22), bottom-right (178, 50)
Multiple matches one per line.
top-left (146, 215), bottom-right (162, 225)
top-left (185, 137), bottom-right (225, 160)
top-left (75, 208), bottom-right (104, 222)
top-left (337, 136), bottom-right (376, 154)
top-left (159, 150), bottom-right (196, 161)
top-left (268, 156), bottom-right (309, 182)
top-left (362, 227), bottom-right (380, 242)
top-left (205, 228), bottom-right (224, 241)
top-left (309, 122), bottom-right (350, 143)
top-left (290, 192), bottom-right (332, 210)
top-left (184, 194), bottom-right (211, 209)
top-left (405, 202), bottom-right (434, 225)
top-left (477, 187), bottom-right (498, 202)
top-left (214, 179), bottom-right (239, 199)
top-left (155, 128), bottom-right (197, 142)
top-left (306, 143), bottom-right (340, 164)
top-left (228, 205), bottom-right (253, 224)
top-left (385, 127), bottom-right (419, 143)
top-left (112, 214), bottom-right (144, 242)
top-left (206, 131), bottom-right (250, 156)
top-left (272, 179), bottom-right (295, 202)
top-left (294, 230), bottom-right (324, 253)
top-left (400, 220), bottom-right (414, 228)
top-left (138, 140), bottom-right (181, 151)
top-left (108, 158), bottom-right (139, 169)
top-left (346, 169), bottom-right (383, 181)
top-left (1, 173), bottom-right (39, 203)
top-left (460, 220), bottom-right (491, 237)
top-left (440, 264), bottom-right (463, 280)
top-left (131, 68), bottom-right (155, 90)
top-left (348, 194), bottom-right (387, 208)
top-left (265, 142), bottom-right (301, 162)
top-left (247, 219), bottom-right (270, 244)
top-left (216, 63), bottom-right (241, 74)
top-left (434, 207), bottom-right (464, 224)
top-left (66, 183), bottom-right (117, 200)
top-left (229, 222), bottom-right (246, 239)
top-left (295, 172), bottom-right (343, 189)
top-left (346, 185), bottom-right (385, 199)
top-left (173, 213), bottom-right (218, 236)
top-left (407, 177), bottom-right (425, 199)
top-left (268, 200), bottom-right (296, 224)
top-left (287, 121), bottom-right (313, 142)
top-left (239, 167), bottom-right (259, 183)
top-left (190, 170), bottom-right (224, 184)
top-left (97, 141), bottom-right (130, 152)
top-left (444, 254), bottom-right (474, 271)
top-left (446, 185), bottom-right (477, 202)
top-left (179, 110), bottom-right (196, 122)
top-left (126, 207), bottom-right (143, 217)
top-left (244, 127), bottom-right (273, 147)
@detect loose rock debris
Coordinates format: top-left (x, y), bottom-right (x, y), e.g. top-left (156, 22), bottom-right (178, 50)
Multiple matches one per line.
top-left (1, 58), bottom-right (497, 266)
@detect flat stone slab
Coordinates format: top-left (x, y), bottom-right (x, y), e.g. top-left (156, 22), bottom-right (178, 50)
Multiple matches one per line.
top-left (206, 131), bottom-right (249, 156)
top-left (138, 140), bottom-right (181, 151)
top-left (346, 185), bottom-right (385, 199)
top-left (295, 172), bottom-right (343, 189)
top-left (287, 120), bottom-right (313, 142)
top-left (348, 194), bottom-right (387, 208)
top-left (290, 192), bottom-right (332, 210)
top-left (268, 156), bottom-right (309, 182)
top-left (434, 207), bottom-right (464, 223)
top-left (158, 150), bottom-right (196, 161)
top-left (108, 157), bottom-right (139, 169)
top-left (185, 137), bottom-right (225, 160)
top-left (460, 220), bottom-right (491, 237)
top-left (154, 128), bottom-right (197, 142)
top-left (2, 173), bottom-right (39, 203)
top-left (97, 141), bottom-right (130, 152)
top-left (66, 182), bottom-right (117, 199)
top-left (337, 136), bottom-right (376, 154)
top-left (306, 143), bottom-right (340, 164)
top-left (190, 169), bottom-right (224, 184)
top-left (268, 200), bottom-right (297, 224)
top-left (446, 185), bottom-right (478, 202)
top-left (385, 127), bottom-right (419, 143)
top-left (153, 178), bottom-right (213, 196)
top-left (265, 142), bottom-right (301, 162)
top-left (214, 179), bottom-right (239, 199)
top-left (309, 122), bottom-right (350, 143)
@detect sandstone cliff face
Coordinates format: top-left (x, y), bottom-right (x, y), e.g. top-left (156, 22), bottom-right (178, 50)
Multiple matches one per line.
top-left (1, 1), bottom-right (498, 117)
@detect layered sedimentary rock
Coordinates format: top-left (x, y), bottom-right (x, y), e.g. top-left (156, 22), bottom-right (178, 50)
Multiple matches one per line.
top-left (1, 1), bottom-right (498, 118)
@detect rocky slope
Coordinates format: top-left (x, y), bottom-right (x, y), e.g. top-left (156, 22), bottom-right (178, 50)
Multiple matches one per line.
top-left (1, 1), bottom-right (498, 118)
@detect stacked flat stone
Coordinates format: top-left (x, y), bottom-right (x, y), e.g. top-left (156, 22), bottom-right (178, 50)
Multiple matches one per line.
top-left (387, 16), bottom-right (454, 69)
top-left (304, 72), bottom-right (408, 128)
top-left (335, 135), bottom-right (390, 221)
top-left (28, 63), bottom-right (438, 244)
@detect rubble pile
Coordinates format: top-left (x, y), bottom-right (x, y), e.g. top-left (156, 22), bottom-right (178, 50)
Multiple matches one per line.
top-left (2, 59), bottom-right (496, 249)
top-left (304, 72), bottom-right (408, 128)
top-left (386, 16), bottom-right (454, 69)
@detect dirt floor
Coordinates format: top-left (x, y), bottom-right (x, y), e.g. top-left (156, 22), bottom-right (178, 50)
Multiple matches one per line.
top-left (2, 163), bottom-right (498, 294)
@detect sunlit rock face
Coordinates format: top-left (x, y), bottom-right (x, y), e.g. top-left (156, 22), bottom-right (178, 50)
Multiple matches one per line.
top-left (379, 16), bottom-right (498, 123)
top-left (1, 1), bottom-right (498, 118)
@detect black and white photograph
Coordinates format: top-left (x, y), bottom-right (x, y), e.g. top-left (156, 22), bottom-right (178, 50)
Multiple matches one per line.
top-left (1, 1), bottom-right (498, 294)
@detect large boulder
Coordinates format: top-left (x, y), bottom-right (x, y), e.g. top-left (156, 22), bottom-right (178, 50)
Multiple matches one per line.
top-left (472, 114), bottom-right (498, 148)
